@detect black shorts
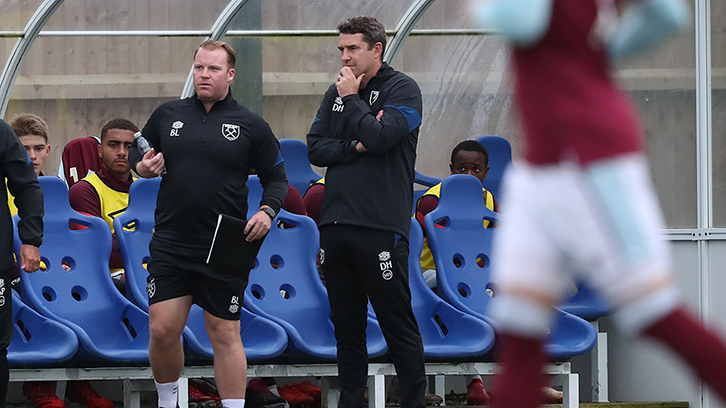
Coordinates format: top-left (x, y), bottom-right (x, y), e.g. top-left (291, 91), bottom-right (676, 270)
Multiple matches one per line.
top-left (146, 237), bottom-right (249, 321)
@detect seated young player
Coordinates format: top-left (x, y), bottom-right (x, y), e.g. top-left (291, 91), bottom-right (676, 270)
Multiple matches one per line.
top-left (282, 185), bottom-right (306, 217)
top-left (58, 135), bottom-right (103, 188)
top-left (7, 114), bottom-right (51, 216)
top-left (69, 119), bottom-right (138, 290)
top-left (414, 140), bottom-right (495, 405)
top-left (415, 140), bottom-right (500, 289)
top-left (278, 184), bottom-right (307, 229)
top-left (8, 113), bottom-right (61, 279)
top-left (8, 114), bottom-right (114, 408)
top-left (414, 140), bottom-right (564, 405)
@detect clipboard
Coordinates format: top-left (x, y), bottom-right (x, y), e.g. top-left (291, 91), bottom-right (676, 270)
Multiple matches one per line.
top-left (206, 214), bottom-right (265, 275)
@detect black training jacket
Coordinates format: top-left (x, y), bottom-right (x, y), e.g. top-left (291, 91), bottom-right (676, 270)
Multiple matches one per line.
top-left (307, 63), bottom-right (422, 238)
top-left (129, 91), bottom-right (287, 247)
top-left (0, 120), bottom-right (43, 271)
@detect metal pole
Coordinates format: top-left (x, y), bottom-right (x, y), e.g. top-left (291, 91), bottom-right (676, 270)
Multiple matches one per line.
top-left (384, 0), bottom-right (437, 65)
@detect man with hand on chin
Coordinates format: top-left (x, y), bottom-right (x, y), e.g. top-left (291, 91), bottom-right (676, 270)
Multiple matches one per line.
top-left (307, 16), bottom-right (426, 408)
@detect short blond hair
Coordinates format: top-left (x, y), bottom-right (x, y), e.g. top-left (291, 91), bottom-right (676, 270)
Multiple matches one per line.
top-left (10, 113), bottom-right (48, 143)
top-left (195, 39), bottom-right (236, 69)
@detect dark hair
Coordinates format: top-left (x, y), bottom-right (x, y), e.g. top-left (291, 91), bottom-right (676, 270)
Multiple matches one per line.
top-left (337, 16), bottom-right (387, 56)
top-left (101, 118), bottom-right (139, 140)
top-left (195, 39), bottom-right (236, 69)
top-left (10, 113), bottom-right (49, 142)
top-left (451, 140), bottom-right (489, 166)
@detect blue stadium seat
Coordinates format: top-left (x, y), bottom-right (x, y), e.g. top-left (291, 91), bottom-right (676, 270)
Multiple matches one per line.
top-left (558, 280), bottom-right (612, 402)
top-left (544, 308), bottom-right (599, 357)
top-left (113, 177), bottom-right (160, 309)
top-left (425, 175), bottom-right (597, 358)
top-left (8, 290), bottom-right (78, 366)
top-left (559, 281), bottom-right (612, 322)
top-left (414, 171), bottom-right (441, 188)
top-left (408, 220), bottom-right (495, 358)
top-left (474, 135), bottom-right (512, 201)
top-left (114, 177), bottom-right (287, 362)
top-left (244, 210), bottom-right (388, 359)
top-left (279, 139), bottom-right (322, 194)
top-left (15, 176), bottom-right (150, 363)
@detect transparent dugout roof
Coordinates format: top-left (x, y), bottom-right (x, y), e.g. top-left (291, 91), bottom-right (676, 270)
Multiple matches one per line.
top-left (0, 0), bottom-right (715, 228)
top-left (0, 0), bottom-right (45, 32)
top-left (412, 0), bottom-right (482, 30)
top-left (0, 39), bottom-right (17, 70)
top-left (254, 0), bottom-right (416, 30)
top-left (41, 0), bottom-right (230, 31)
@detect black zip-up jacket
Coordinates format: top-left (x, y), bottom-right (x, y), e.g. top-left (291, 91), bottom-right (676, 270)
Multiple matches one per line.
top-left (0, 120), bottom-right (43, 271)
top-left (129, 90), bottom-right (287, 247)
top-left (307, 63), bottom-right (422, 238)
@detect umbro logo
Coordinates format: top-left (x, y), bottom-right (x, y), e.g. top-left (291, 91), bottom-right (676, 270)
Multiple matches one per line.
top-left (332, 97), bottom-right (344, 113)
top-left (229, 295), bottom-right (240, 314)
top-left (170, 121), bottom-right (183, 137)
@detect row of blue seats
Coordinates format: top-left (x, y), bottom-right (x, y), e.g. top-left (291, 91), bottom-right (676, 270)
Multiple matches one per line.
top-left (9, 174), bottom-right (609, 368)
top-left (252, 136), bottom-right (511, 219)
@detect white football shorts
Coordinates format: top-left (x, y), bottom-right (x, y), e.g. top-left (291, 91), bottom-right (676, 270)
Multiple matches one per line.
top-left (492, 153), bottom-right (674, 320)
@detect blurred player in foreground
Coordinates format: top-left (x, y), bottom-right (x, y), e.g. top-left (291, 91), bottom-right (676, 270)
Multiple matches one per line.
top-left (469, 0), bottom-right (726, 407)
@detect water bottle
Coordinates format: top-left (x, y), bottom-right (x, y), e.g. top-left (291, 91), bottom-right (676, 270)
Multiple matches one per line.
top-left (134, 131), bottom-right (166, 175)
top-left (134, 131), bottom-right (151, 154)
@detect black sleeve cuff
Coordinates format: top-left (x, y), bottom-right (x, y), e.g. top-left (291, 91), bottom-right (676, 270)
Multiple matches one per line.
top-left (341, 94), bottom-right (360, 103)
top-left (346, 139), bottom-right (359, 155)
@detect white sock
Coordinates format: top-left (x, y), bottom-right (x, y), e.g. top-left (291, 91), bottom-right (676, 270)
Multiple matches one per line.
top-left (222, 398), bottom-right (246, 408)
top-left (466, 375), bottom-right (482, 386)
top-left (155, 380), bottom-right (179, 408)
